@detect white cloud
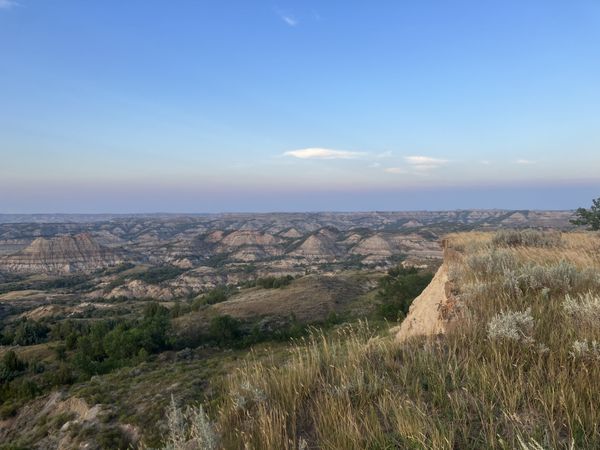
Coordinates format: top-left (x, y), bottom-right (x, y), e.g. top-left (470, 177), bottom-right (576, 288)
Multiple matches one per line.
top-left (384, 167), bottom-right (407, 174)
top-left (480, 160), bottom-right (492, 165)
top-left (515, 159), bottom-right (536, 165)
top-left (404, 155), bottom-right (447, 170)
top-left (284, 148), bottom-right (366, 160)
top-left (0, 0), bottom-right (18, 9)
top-left (369, 162), bottom-right (381, 168)
top-left (280, 14), bottom-right (297, 26)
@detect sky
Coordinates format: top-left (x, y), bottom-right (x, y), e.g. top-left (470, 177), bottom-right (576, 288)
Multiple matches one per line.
top-left (1, 0), bottom-right (599, 213)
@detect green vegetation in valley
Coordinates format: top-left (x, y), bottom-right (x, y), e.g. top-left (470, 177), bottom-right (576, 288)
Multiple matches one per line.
top-left (375, 266), bottom-right (433, 320)
top-left (128, 265), bottom-right (185, 284)
top-left (242, 275), bottom-right (295, 289)
top-left (571, 197), bottom-right (600, 230)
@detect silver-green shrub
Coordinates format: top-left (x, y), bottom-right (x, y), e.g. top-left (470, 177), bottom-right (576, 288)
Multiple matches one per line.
top-left (467, 249), bottom-right (518, 278)
top-left (517, 261), bottom-right (600, 295)
top-left (570, 340), bottom-right (600, 360)
top-left (162, 396), bottom-right (218, 450)
top-left (563, 292), bottom-right (600, 324)
top-left (487, 308), bottom-right (535, 344)
top-left (492, 229), bottom-right (562, 248)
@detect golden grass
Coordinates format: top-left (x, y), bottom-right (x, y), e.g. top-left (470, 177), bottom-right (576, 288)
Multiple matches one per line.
top-left (165, 230), bottom-right (600, 449)
top-left (447, 230), bottom-right (600, 269)
top-left (211, 274), bottom-right (369, 321)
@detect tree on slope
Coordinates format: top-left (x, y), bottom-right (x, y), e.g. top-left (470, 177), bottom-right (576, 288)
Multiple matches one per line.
top-left (571, 197), bottom-right (600, 230)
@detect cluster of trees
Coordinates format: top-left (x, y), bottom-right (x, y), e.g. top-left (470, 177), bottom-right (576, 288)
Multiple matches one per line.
top-left (0, 273), bottom-right (94, 295)
top-left (192, 285), bottom-right (231, 308)
top-left (0, 303), bottom-right (174, 413)
top-left (71, 303), bottom-right (172, 376)
top-left (571, 197), bottom-right (600, 230)
top-left (1, 319), bottom-right (50, 346)
top-left (0, 350), bottom-right (41, 418)
top-left (376, 266), bottom-right (433, 321)
top-left (130, 265), bottom-right (186, 284)
top-left (242, 275), bottom-right (294, 289)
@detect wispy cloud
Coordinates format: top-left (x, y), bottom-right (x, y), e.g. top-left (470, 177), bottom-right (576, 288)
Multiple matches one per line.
top-left (404, 155), bottom-right (447, 171)
top-left (284, 148), bottom-right (366, 160)
top-left (515, 159), bottom-right (536, 165)
top-left (480, 160), bottom-right (492, 165)
top-left (0, 0), bottom-right (18, 9)
top-left (278, 12), bottom-right (298, 26)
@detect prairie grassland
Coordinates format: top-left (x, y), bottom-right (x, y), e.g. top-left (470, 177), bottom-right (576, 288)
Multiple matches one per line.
top-left (164, 230), bottom-right (600, 450)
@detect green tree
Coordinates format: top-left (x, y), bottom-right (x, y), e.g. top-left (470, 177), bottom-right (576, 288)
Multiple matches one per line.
top-left (0, 350), bottom-right (26, 384)
top-left (209, 315), bottom-right (242, 345)
top-left (571, 197), bottom-right (600, 230)
top-left (376, 266), bottom-right (433, 321)
top-left (12, 319), bottom-right (49, 346)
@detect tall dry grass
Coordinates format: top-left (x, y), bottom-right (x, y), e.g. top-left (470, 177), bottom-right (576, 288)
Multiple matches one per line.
top-left (163, 230), bottom-right (600, 449)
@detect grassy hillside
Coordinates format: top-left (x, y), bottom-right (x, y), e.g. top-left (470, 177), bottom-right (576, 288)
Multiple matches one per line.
top-left (1, 265), bottom-right (436, 448)
top-left (167, 230), bottom-right (600, 449)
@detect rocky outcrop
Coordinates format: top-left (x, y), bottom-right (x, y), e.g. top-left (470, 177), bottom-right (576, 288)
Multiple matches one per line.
top-left (220, 230), bottom-right (282, 248)
top-left (280, 228), bottom-right (303, 239)
top-left (104, 279), bottom-right (185, 300)
top-left (351, 234), bottom-right (394, 257)
top-left (395, 264), bottom-right (449, 342)
top-left (0, 233), bottom-right (125, 274)
top-left (291, 232), bottom-right (340, 259)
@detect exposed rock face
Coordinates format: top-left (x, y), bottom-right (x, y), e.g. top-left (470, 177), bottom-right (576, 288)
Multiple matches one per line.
top-left (351, 234), bottom-right (394, 257)
top-left (280, 228), bottom-right (303, 238)
top-left (220, 230), bottom-right (282, 248)
top-left (402, 220), bottom-right (423, 228)
top-left (395, 264), bottom-right (449, 342)
top-left (0, 233), bottom-right (125, 274)
top-left (291, 232), bottom-right (340, 259)
top-left (105, 279), bottom-right (185, 300)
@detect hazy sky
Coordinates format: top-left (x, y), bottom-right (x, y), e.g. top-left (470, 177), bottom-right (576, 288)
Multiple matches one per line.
top-left (1, 0), bottom-right (599, 212)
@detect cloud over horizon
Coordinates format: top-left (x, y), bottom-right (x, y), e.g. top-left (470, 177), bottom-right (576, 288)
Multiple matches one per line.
top-left (284, 148), bottom-right (366, 160)
top-left (404, 155), bottom-right (448, 171)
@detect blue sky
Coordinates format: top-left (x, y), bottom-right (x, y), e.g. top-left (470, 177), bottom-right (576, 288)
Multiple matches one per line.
top-left (1, 0), bottom-right (599, 212)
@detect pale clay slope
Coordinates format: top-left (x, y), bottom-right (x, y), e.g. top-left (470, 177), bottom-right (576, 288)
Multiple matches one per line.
top-left (395, 264), bottom-right (449, 342)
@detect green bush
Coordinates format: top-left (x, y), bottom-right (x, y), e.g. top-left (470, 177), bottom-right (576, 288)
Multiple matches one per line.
top-left (130, 265), bottom-right (185, 284)
top-left (571, 197), bottom-right (600, 230)
top-left (192, 286), bottom-right (230, 309)
top-left (72, 303), bottom-right (172, 377)
top-left (0, 351), bottom-right (26, 384)
top-left (248, 275), bottom-right (294, 289)
top-left (0, 402), bottom-right (18, 420)
top-left (376, 266), bottom-right (433, 321)
top-left (12, 319), bottom-right (49, 346)
top-left (208, 315), bottom-right (242, 346)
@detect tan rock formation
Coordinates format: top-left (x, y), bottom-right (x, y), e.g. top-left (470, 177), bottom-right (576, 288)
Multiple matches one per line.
top-left (291, 233), bottom-right (340, 259)
top-left (351, 234), bottom-right (394, 257)
top-left (0, 233), bottom-right (125, 274)
top-left (395, 264), bottom-right (452, 342)
top-left (220, 230), bottom-right (282, 248)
